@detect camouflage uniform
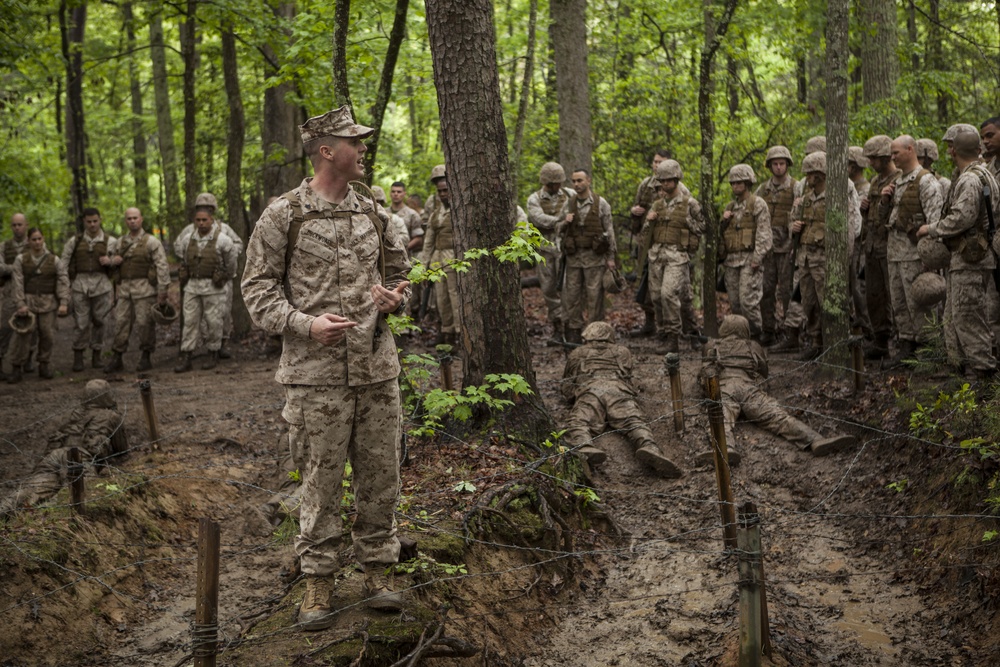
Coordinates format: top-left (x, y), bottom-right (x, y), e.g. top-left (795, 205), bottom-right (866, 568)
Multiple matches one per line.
top-left (789, 185), bottom-right (829, 348)
top-left (883, 167), bottom-right (943, 345)
top-left (862, 165), bottom-right (900, 352)
top-left (755, 176), bottom-right (798, 331)
top-left (925, 162), bottom-right (999, 374)
top-left (179, 220), bottom-right (244, 346)
top-left (526, 185), bottom-right (573, 327)
top-left (242, 178), bottom-right (410, 576)
top-left (391, 203), bottom-right (423, 250)
top-left (11, 248), bottom-right (70, 367)
top-left (61, 230), bottom-right (115, 354)
top-left (721, 194), bottom-right (772, 337)
top-left (109, 231), bottom-right (170, 355)
top-left (0, 235), bottom-right (29, 366)
top-left (175, 225), bottom-right (239, 353)
top-left (0, 380), bottom-right (126, 514)
top-left (562, 193), bottom-right (616, 330)
top-left (423, 201), bottom-right (461, 335)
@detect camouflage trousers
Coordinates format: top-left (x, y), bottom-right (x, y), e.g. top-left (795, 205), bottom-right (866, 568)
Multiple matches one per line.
top-left (112, 295), bottom-right (156, 353)
top-left (796, 250), bottom-right (826, 343)
top-left (724, 263), bottom-right (764, 337)
top-left (649, 259), bottom-right (690, 336)
top-left (563, 263), bottom-right (606, 330)
top-left (889, 259), bottom-right (931, 343)
top-left (283, 380), bottom-right (401, 576)
top-left (434, 266), bottom-right (462, 334)
top-left (0, 292), bottom-right (13, 360)
top-left (563, 383), bottom-right (655, 451)
top-left (536, 248), bottom-right (562, 325)
top-left (0, 447), bottom-right (87, 514)
top-left (72, 290), bottom-right (113, 351)
top-left (182, 291), bottom-right (225, 352)
top-left (761, 251), bottom-right (790, 335)
top-left (863, 252), bottom-right (893, 341)
top-left (12, 309), bottom-right (56, 365)
top-left (720, 379), bottom-right (820, 449)
top-left (223, 279), bottom-right (233, 340)
top-left (943, 269), bottom-right (997, 373)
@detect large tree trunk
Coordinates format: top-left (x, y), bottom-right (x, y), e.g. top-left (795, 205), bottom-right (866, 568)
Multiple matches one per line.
top-left (425, 0), bottom-right (552, 440)
top-left (60, 1), bottom-right (87, 221)
top-left (363, 0), bottom-right (410, 178)
top-left (859, 0), bottom-right (899, 130)
top-left (221, 26), bottom-right (252, 339)
top-left (150, 7), bottom-right (181, 224)
top-left (332, 0), bottom-right (352, 108)
top-left (824, 0), bottom-right (851, 375)
top-left (510, 0), bottom-right (539, 198)
top-left (123, 2), bottom-right (149, 211)
top-left (180, 0), bottom-right (199, 214)
top-left (930, 0), bottom-right (948, 123)
top-left (262, 3), bottom-right (305, 203)
top-left (549, 0), bottom-right (592, 174)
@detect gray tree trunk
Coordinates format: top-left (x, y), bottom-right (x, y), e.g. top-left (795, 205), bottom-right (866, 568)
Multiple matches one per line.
top-left (150, 7), bottom-right (181, 224)
top-left (123, 2), bottom-right (149, 211)
top-left (332, 0), bottom-right (352, 108)
top-left (180, 0), bottom-right (199, 216)
top-left (859, 0), bottom-right (899, 130)
top-left (60, 1), bottom-right (87, 221)
top-left (262, 4), bottom-right (306, 203)
top-left (549, 0), bottom-right (592, 174)
top-left (511, 0), bottom-right (539, 198)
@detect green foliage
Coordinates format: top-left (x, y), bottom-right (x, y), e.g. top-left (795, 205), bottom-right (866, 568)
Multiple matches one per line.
top-left (886, 479), bottom-right (908, 494)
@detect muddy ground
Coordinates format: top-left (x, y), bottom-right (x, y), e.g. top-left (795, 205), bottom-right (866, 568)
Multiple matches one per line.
top-left (1, 280), bottom-right (999, 666)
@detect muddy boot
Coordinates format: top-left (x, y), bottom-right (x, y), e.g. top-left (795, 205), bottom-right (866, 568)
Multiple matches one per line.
top-left (630, 310), bottom-right (657, 337)
top-left (72, 350), bottom-right (85, 372)
top-left (0, 362), bottom-right (6, 383)
top-left (103, 352), bottom-right (124, 374)
top-left (23, 352), bottom-right (34, 374)
top-left (565, 328), bottom-right (583, 347)
top-left (759, 330), bottom-right (776, 347)
top-left (546, 319), bottom-right (565, 347)
top-left (810, 434), bottom-right (857, 457)
top-left (298, 576), bottom-right (336, 631)
top-left (174, 352), bottom-right (192, 373)
top-left (576, 445), bottom-right (607, 465)
top-left (635, 442), bottom-right (682, 478)
top-left (38, 363), bottom-right (53, 380)
top-left (363, 567), bottom-right (404, 612)
top-left (889, 339), bottom-right (916, 368)
top-left (771, 328), bottom-right (800, 353)
top-left (92, 349), bottom-right (102, 369)
top-left (693, 447), bottom-right (742, 468)
top-left (864, 334), bottom-right (891, 361)
top-left (799, 340), bottom-right (823, 361)
top-left (137, 350), bottom-right (153, 372)
top-left (657, 332), bottom-right (680, 354)
top-left (201, 351), bottom-right (219, 371)
top-left (7, 365), bottom-right (22, 384)
top-left (218, 342), bottom-right (232, 360)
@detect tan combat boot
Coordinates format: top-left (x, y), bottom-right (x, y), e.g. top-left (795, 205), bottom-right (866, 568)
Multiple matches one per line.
top-left (635, 442), bottom-right (682, 478)
top-left (174, 352), bottom-right (192, 373)
top-left (363, 567), bottom-right (404, 612)
top-left (298, 576), bottom-right (336, 630)
top-left (809, 434), bottom-right (856, 457)
top-left (72, 350), bottom-right (85, 372)
top-left (201, 351), bottom-right (219, 371)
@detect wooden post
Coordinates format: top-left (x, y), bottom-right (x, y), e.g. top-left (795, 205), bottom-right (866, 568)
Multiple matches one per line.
top-left (664, 352), bottom-right (685, 433)
top-left (139, 380), bottom-right (161, 445)
top-left (194, 518), bottom-right (221, 667)
top-left (704, 370), bottom-right (737, 550)
top-left (738, 502), bottom-right (772, 664)
top-left (850, 326), bottom-right (864, 393)
top-left (68, 447), bottom-right (85, 515)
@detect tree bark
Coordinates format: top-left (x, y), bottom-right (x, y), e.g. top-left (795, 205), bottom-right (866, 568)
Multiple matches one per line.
top-left (180, 0), bottom-right (199, 214)
top-left (332, 0), bottom-right (352, 108)
top-left (262, 3), bottom-right (306, 201)
top-left (363, 0), bottom-right (410, 178)
top-left (549, 0), bottom-right (592, 174)
top-left (511, 0), bottom-right (539, 198)
top-left (930, 0), bottom-right (948, 123)
top-left (859, 0), bottom-right (899, 130)
top-left (150, 6), bottom-right (181, 224)
top-left (123, 2), bottom-right (149, 210)
top-left (425, 0), bottom-right (552, 440)
top-left (824, 0), bottom-right (851, 376)
top-left (60, 1), bottom-right (87, 221)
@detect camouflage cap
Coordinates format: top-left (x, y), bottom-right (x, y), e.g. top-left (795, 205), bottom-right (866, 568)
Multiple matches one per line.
top-left (805, 136), bottom-right (827, 155)
top-left (915, 138), bottom-right (939, 161)
top-left (539, 162), bottom-right (566, 184)
top-left (765, 145), bottom-right (793, 167)
top-left (299, 105), bottom-right (374, 144)
top-left (655, 159), bottom-right (683, 181)
top-left (727, 163), bottom-right (756, 184)
top-left (429, 164), bottom-right (446, 182)
top-left (802, 151), bottom-right (827, 175)
top-left (863, 135), bottom-right (893, 158)
top-left (371, 185), bottom-right (387, 203)
top-left (84, 379), bottom-right (117, 410)
top-left (195, 192), bottom-right (218, 209)
top-left (848, 146), bottom-right (869, 168)
top-left (582, 321), bottom-right (616, 343)
top-left (942, 123), bottom-right (978, 143)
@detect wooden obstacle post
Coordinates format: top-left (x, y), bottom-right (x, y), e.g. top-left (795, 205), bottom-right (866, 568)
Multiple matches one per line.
top-left (664, 352), bottom-right (685, 433)
top-left (194, 518), bottom-right (221, 667)
top-left (68, 447), bottom-right (85, 515)
top-left (139, 380), bottom-right (161, 445)
top-left (737, 502), bottom-right (772, 666)
top-left (703, 362), bottom-right (737, 550)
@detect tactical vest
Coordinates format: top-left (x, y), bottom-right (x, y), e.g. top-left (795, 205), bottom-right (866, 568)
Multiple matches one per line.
top-left (943, 165), bottom-right (994, 263)
top-left (723, 195), bottom-right (760, 254)
top-left (711, 337), bottom-right (764, 381)
top-left (800, 193), bottom-right (827, 247)
top-left (763, 181), bottom-right (795, 228)
top-left (117, 232), bottom-right (154, 282)
top-left (69, 235), bottom-right (108, 279)
top-left (186, 234), bottom-right (220, 279)
top-left (564, 195), bottom-right (607, 255)
top-left (430, 206), bottom-right (455, 251)
top-left (578, 344), bottom-right (629, 380)
top-left (651, 196), bottom-right (693, 248)
top-left (537, 189), bottom-right (569, 217)
top-left (636, 176), bottom-right (659, 210)
top-left (862, 169), bottom-right (897, 255)
top-left (894, 168), bottom-right (932, 233)
top-left (3, 239), bottom-right (19, 265)
top-left (22, 251), bottom-right (57, 295)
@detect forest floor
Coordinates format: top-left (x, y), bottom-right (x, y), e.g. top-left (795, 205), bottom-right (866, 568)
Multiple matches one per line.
top-left (1, 279), bottom-right (999, 666)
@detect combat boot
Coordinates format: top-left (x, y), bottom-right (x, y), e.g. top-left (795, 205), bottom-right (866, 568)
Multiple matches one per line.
top-left (218, 342), bottom-right (232, 360)
top-left (72, 350), bottom-right (85, 372)
top-left (363, 567), bottom-right (404, 612)
top-left (7, 365), bottom-right (22, 384)
top-left (565, 328), bottom-right (583, 346)
top-left (38, 363), bottom-right (53, 380)
top-left (809, 434), bottom-right (857, 457)
top-left (201, 351), bottom-right (219, 371)
top-left (137, 350), bottom-right (153, 372)
top-left (759, 330), bottom-right (776, 347)
top-left (770, 328), bottom-right (800, 353)
top-left (92, 349), bottom-right (102, 369)
top-left (693, 447), bottom-right (742, 468)
top-left (546, 319), bottom-right (565, 347)
top-left (576, 445), bottom-right (607, 465)
top-left (174, 352), bottom-right (192, 373)
top-left (298, 576), bottom-right (336, 631)
top-left (630, 310), bottom-right (657, 337)
top-left (799, 336), bottom-right (823, 361)
top-left (889, 339), bottom-right (916, 367)
top-left (635, 442), bottom-right (683, 478)
top-left (103, 352), bottom-right (124, 373)
top-left (0, 362), bottom-right (6, 383)
top-left (657, 332), bottom-right (680, 354)
top-left (686, 329), bottom-right (707, 351)
top-left (23, 352), bottom-right (34, 374)
top-left (864, 335), bottom-right (891, 360)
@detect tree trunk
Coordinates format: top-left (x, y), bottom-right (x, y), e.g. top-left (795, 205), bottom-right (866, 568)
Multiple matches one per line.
top-left (824, 0), bottom-right (851, 376)
top-left (332, 0), bottom-right (352, 108)
top-left (123, 2), bottom-right (149, 210)
top-left (930, 0), bottom-right (948, 123)
top-left (511, 0), bottom-right (539, 198)
top-left (180, 0), bottom-right (199, 214)
top-left (859, 0), bottom-right (898, 130)
top-left (425, 0), bottom-right (552, 440)
top-left (150, 7), bottom-right (181, 224)
top-left (363, 0), bottom-right (410, 178)
top-left (262, 3), bottom-right (306, 202)
top-left (726, 54), bottom-right (739, 116)
top-left (221, 26), bottom-right (252, 339)
top-left (60, 1), bottom-right (87, 221)
top-left (549, 0), bottom-right (592, 174)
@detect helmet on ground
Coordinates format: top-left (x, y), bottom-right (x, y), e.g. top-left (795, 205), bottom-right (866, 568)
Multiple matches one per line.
top-left (765, 145), bottom-right (793, 167)
top-left (602, 267), bottom-right (626, 294)
top-left (370, 185), bottom-right (387, 203)
top-left (848, 146), bottom-right (869, 168)
top-left (539, 162), bottom-right (566, 185)
top-left (582, 321), bottom-right (616, 343)
top-left (912, 272), bottom-right (946, 308)
top-left (805, 136), bottom-right (827, 155)
top-left (917, 237), bottom-right (950, 270)
top-left (429, 164), bottom-right (446, 182)
top-left (655, 159), bottom-right (683, 181)
top-left (719, 314), bottom-right (750, 340)
top-left (727, 163), bottom-right (756, 184)
top-left (195, 192), bottom-right (218, 210)
top-left (801, 151), bottom-right (827, 175)
top-left (83, 379), bottom-right (117, 410)
top-left (9, 311), bottom-right (35, 334)
top-left (151, 302), bottom-right (178, 325)
top-left (862, 135), bottom-right (892, 158)
top-left (915, 139), bottom-right (939, 161)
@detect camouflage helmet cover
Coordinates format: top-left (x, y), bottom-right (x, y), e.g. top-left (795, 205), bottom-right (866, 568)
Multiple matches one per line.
top-left (917, 237), bottom-right (951, 271)
top-left (727, 163), bottom-right (756, 184)
top-left (655, 159), bottom-right (683, 181)
top-left (862, 135), bottom-right (893, 158)
top-left (848, 146), bottom-right (870, 168)
top-left (942, 123), bottom-right (978, 143)
top-left (539, 162), bottom-right (566, 184)
top-left (151, 302), bottom-right (178, 325)
top-left (84, 379), bottom-right (117, 410)
top-left (9, 310), bottom-right (35, 334)
top-left (370, 185), bottom-right (387, 203)
top-left (915, 138), bottom-right (939, 161)
top-left (805, 136), bottom-right (827, 155)
top-left (912, 271), bottom-right (946, 308)
top-left (429, 164), bottom-right (446, 182)
top-left (581, 321), bottom-right (616, 343)
top-left (801, 151), bottom-right (827, 175)
top-left (765, 145), bottom-right (793, 167)
top-left (194, 192), bottom-right (218, 209)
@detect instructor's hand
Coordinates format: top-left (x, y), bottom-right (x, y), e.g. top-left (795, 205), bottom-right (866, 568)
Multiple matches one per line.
top-left (371, 281), bottom-right (410, 314)
top-left (310, 313), bottom-right (357, 346)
